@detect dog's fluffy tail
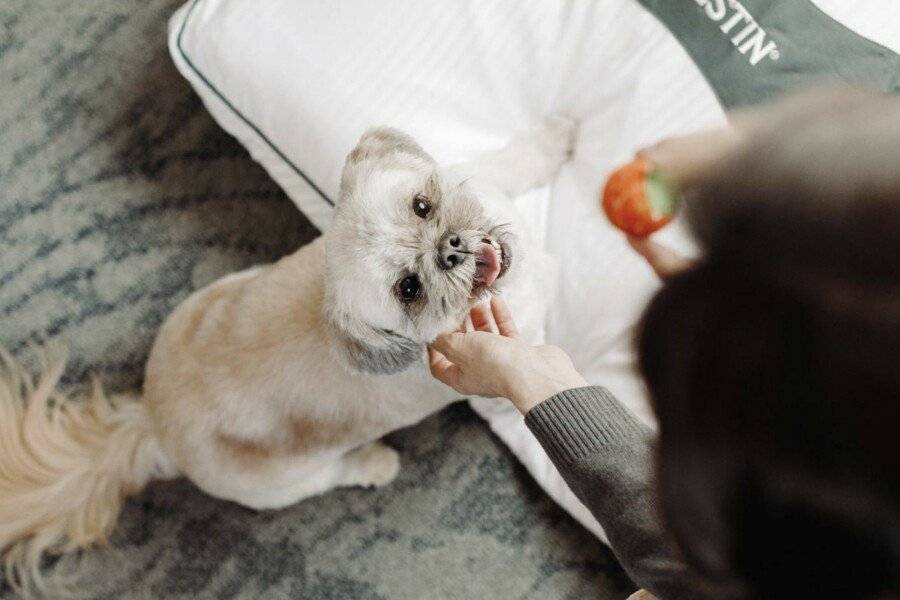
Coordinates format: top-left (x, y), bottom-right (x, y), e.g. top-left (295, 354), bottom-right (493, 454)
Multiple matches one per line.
top-left (0, 348), bottom-right (174, 596)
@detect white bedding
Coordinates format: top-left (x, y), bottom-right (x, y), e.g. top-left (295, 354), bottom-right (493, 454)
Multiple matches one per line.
top-left (168, 0), bottom-right (900, 542)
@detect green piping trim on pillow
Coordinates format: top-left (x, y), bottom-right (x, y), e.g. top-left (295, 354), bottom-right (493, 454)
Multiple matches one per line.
top-left (176, 0), bottom-right (334, 207)
top-left (635, 0), bottom-right (900, 109)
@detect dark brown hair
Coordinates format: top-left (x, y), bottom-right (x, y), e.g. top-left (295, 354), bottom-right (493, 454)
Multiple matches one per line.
top-left (638, 88), bottom-right (900, 599)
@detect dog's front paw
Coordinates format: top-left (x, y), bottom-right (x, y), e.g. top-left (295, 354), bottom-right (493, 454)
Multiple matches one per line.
top-left (353, 441), bottom-right (401, 488)
top-left (507, 114), bottom-right (578, 189)
top-left (534, 114), bottom-right (578, 169)
top-left (464, 114), bottom-right (578, 195)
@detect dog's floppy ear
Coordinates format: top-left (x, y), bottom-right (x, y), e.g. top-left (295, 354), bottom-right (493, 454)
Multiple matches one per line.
top-left (347, 127), bottom-right (428, 164)
top-left (341, 127), bottom-right (434, 197)
top-left (326, 307), bottom-right (423, 375)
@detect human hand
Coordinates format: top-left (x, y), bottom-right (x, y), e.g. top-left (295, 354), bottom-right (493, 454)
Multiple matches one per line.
top-left (428, 297), bottom-right (587, 414)
top-left (626, 86), bottom-right (892, 281)
top-left (636, 126), bottom-right (745, 191)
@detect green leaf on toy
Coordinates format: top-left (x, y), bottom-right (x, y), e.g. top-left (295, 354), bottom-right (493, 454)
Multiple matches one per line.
top-left (645, 169), bottom-right (680, 219)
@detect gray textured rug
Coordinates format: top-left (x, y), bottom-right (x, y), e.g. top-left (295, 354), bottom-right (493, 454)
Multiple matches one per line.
top-left (0, 1), bottom-right (634, 598)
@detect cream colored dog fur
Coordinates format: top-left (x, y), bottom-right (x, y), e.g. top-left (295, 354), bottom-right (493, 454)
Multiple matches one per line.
top-left (0, 118), bottom-right (574, 594)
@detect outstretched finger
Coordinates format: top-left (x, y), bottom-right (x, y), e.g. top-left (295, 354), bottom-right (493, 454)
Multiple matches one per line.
top-left (470, 302), bottom-right (498, 333)
top-left (428, 347), bottom-right (462, 389)
top-left (490, 297), bottom-right (521, 339)
top-left (430, 333), bottom-right (467, 363)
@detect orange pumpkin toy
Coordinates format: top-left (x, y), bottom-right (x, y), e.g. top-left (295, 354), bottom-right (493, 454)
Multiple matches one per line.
top-left (601, 157), bottom-right (681, 238)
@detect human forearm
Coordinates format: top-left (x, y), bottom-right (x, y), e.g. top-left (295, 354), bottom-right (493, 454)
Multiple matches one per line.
top-left (525, 386), bottom-right (695, 599)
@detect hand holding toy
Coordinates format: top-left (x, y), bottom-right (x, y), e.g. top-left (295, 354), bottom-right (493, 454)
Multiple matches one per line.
top-left (601, 127), bottom-right (744, 237)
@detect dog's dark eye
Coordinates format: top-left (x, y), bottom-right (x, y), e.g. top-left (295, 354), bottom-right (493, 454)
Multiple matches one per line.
top-left (395, 274), bottom-right (422, 303)
top-left (413, 195), bottom-right (431, 218)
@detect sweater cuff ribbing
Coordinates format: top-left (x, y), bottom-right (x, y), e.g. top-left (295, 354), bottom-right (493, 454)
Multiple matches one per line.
top-left (524, 386), bottom-right (649, 466)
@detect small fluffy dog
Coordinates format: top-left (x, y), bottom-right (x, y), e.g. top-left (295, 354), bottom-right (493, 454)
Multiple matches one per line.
top-left (0, 117), bottom-right (574, 593)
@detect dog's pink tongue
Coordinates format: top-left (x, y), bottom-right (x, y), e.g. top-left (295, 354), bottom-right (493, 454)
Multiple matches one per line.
top-left (475, 242), bottom-right (501, 288)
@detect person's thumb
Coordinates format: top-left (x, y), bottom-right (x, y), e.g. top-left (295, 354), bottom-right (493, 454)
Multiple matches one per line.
top-left (430, 332), bottom-right (469, 363)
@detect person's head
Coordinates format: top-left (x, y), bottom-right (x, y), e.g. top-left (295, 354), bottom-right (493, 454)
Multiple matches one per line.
top-left (638, 87), bottom-right (900, 599)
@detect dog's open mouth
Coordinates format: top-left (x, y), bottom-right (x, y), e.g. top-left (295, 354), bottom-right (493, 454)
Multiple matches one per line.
top-left (473, 237), bottom-right (511, 293)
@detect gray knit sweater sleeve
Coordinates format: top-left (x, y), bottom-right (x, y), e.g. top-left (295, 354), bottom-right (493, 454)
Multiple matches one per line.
top-left (524, 386), bottom-right (695, 600)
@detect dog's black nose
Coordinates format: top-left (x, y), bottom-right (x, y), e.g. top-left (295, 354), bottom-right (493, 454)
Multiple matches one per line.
top-left (438, 234), bottom-right (465, 270)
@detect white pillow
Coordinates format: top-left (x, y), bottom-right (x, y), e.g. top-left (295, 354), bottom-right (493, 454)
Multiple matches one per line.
top-left (168, 0), bottom-right (900, 542)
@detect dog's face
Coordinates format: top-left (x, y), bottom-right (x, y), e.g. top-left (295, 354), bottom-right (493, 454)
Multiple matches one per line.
top-left (324, 128), bottom-right (522, 374)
